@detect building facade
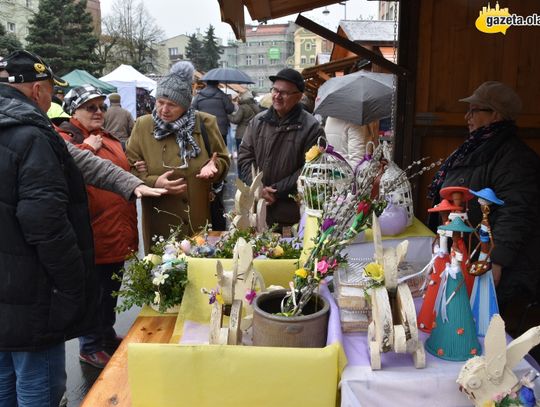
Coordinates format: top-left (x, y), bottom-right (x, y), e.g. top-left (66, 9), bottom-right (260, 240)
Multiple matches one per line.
top-left (0, 0), bottom-right (39, 46)
top-left (219, 22), bottom-right (297, 94)
top-left (155, 34), bottom-right (190, 75)
top-left (293, 27), bottom-right (333, 71)
top-left (0, 0), bottom-right (101, 47)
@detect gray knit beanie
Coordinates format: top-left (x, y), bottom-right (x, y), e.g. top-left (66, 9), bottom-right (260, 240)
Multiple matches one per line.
top-left (155, 61), bottom-right (194, 109)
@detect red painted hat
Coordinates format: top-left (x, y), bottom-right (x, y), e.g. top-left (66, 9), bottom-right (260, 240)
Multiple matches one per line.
top-left (427, 199), bottom-right (462, 213)
top-left (440, 186), bottom-right (474, 202)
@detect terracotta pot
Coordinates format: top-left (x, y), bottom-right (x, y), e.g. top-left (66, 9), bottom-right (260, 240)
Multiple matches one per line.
top-left (252, 289), bottom-right (329, 348)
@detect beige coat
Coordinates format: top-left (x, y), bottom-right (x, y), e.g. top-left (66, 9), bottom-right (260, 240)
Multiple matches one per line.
top-left (127, 111), bottom-right (230, 252)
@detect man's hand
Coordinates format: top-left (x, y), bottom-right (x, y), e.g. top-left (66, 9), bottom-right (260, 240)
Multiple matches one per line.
top-left (261, 186), bottom-right (277, 205)
top-left (155, 170), bottom-right (187, 195)
top-left (83, 134), bottom-right (102, 150)
top-left (133, 185), bottom-right (168, 198)
top-left (133, 160), bottom-right (147, 173)
top-left (492, 263), bottom-right (502, 286)
top-left (196, 152), bottom-right (219, 179)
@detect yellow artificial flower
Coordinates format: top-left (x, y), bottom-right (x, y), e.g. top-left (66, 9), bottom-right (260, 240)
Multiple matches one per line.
top-left (215, 292), bottom-right (224, 305)
top-left (481, 401), bottom-right (495, 407)
top-left (364, 262), bottom-right (384, 282)
top-left (305, 145), bottom-right (321, 162)
top-left (295, 268), bottom-right (308, 278)
top-left (144, 254), bottom-right (162, 266)
top-left (273, 245), bottom-right (284, 257)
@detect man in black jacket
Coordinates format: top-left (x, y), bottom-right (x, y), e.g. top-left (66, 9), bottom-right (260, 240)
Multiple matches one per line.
top-left (0, 50), bottom-right (99, 406)
top-left (427, 81), bottom-right (540, 350)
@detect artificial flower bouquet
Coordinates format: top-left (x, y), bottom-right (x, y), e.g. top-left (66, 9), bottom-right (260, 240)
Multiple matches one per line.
top-left (113, 227), bottom-right (188, 313)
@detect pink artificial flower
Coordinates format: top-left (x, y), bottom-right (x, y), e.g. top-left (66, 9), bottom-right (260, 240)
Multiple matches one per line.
top-left (245, 289), bottom-right (257, 305)
top-left (356, 200), bottom-right (371, 216)
top-left (317, 259), bottom-right (330, 275)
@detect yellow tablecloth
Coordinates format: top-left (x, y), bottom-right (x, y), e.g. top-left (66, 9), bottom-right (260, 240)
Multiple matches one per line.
top-left (128, 216), bottom-right (344, 407)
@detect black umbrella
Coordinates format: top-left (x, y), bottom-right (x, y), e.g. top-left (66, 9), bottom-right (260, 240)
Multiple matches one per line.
top-left (314, 71), bottom-right (394, 125)
top-left (201, 67), bottom-right (254, 84)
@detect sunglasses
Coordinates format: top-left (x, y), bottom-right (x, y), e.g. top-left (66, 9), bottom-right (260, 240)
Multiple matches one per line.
top-left (82, 104), bottom-right (107, 113)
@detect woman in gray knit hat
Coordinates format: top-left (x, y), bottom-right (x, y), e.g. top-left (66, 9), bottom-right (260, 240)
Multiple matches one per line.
top-left (126, 61), bottom-right (230, 251)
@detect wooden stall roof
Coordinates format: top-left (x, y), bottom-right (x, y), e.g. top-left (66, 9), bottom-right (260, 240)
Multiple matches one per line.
top-left (218, 0), bottom-right (346, 41)
top-left (301, 55), bottom-right (362, 97)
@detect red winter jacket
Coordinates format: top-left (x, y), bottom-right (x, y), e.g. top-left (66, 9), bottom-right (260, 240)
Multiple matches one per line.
top-left (57, 119), bottom-right (138, 264)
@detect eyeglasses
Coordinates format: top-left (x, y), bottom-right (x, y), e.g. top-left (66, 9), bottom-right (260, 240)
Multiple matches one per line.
top-left (162, 145), bottom-right (188, 170)
top-left (467, 108), bottom-right (493, 116)
top-left (82, 104), bottom-right (107, 113)
top-left (270, 87), bottom-right (301, 98)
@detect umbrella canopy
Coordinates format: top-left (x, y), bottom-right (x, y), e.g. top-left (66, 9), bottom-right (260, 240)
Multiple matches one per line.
top-left (201, 67), bottom-right (254, 84)
top-left (314, 71), bottom-right (394, 126)
top-left (62, 69), bottom-right (117, 94)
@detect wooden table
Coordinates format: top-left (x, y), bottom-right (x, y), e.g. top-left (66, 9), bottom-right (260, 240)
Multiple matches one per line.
top-left (81, 316), bottom-right (176, 406)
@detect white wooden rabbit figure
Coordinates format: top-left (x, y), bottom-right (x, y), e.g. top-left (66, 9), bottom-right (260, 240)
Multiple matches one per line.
top-left (367, 213), bottom-right (426, 370)
top-left (457, 314), bottom-right (540, 407)
top-left (208, 238), bottom-right (265, 345)
top-left (233, 171), bottom-right (266, 232)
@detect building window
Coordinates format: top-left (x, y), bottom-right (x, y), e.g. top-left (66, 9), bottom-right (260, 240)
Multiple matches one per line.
top-left (26, 0), bottom-right (31, 7)
top-left (301, 56), bottom-right (306, 65)
top-left (169, 48), bottom-right (178, 56)
top-left (305, 42), bottom-right (312, 51)
top-left (258, 54), bottom-right (264, 65)
top-left (246, 55), bottom-right (252, 66)
top-left (270, 58), bottom-right (279, 65)
top-left (310, 56), bottom-right (315, 64)
top-left (7, 22), bottom-right (16, 33)
top-left (258, 76), bottom-right (265, 88)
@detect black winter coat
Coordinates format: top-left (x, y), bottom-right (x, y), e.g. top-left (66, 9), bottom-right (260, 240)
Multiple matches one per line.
top-left (0, 85), bottom-right (99, 351)
top-left (192, 85), bottom-right (234, 136)
top-left (440, 124), bottom-right (540, 307)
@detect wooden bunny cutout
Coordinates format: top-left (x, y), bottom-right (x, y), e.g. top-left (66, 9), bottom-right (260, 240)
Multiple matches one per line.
top-left (367, 213), bottom-right (426, 370)
top-left (457, 314), bottom-right (540, 406)
top-left (209, 238), bottom-right (265, 345)
top-left (233, 170), bottom-right (266, 233)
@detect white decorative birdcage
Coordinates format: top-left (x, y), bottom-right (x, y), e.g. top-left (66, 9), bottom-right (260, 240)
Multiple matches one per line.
top-left (379, 142), bottom-right (414, 226)
top-left (297, 139), bottom-right (356, 217)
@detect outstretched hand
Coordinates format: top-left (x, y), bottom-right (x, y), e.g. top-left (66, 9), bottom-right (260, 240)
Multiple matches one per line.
top-left (133, 185), bottom-right (168, 198)
top-left (196, 152), bottom-right (219, 179)
top-left (155, 170), bottom-right (187, 195)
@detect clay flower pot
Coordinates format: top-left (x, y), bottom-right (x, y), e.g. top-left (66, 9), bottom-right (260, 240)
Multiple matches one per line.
top-left (252, 289), bottom-right (329, 348)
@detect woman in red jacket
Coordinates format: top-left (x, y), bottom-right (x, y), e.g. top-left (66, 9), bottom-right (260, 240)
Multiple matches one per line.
top-left (57, 85), bottom-right (138, 369)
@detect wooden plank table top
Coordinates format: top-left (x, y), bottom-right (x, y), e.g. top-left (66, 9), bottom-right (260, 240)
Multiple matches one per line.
top-left (81, 315), bottom-right (176, 407)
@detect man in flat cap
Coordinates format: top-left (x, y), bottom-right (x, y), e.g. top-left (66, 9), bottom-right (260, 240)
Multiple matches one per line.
top-left (238, 68), bottom-right (325, 232)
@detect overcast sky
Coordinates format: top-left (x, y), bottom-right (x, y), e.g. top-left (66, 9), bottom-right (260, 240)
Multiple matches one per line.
top-left (99, 0), bottom-right (379, 43)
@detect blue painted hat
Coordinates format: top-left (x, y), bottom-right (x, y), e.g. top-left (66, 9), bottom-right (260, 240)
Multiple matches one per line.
top-left (439, 216), bottom-right (474, 233)
top-left (470, 188), bottom-right (504, 206)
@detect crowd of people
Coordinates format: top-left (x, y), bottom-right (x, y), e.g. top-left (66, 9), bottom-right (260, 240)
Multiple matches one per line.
top-left (1, 47), bottom-right (539, 406)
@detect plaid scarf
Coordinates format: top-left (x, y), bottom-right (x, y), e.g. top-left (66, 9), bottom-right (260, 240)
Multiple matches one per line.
top-left (427, 120), bottom-right (516, 199)
top-left (152, 107), bottom-right (201, 161)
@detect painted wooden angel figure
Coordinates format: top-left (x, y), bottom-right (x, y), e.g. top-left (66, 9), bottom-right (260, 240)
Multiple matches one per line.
top-left (468, 188), bottom-right (504, 337)
top-left (425, 216), bottom-right (481, 361)
top-left (418, 199), bottom-right (461, 332)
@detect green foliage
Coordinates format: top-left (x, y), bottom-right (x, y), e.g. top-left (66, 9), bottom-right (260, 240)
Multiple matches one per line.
top-left (0, 24), bottom-right (22, 56)
top-left (201, 25), bottom-right (222, 72)
top-left (25, 0), bottom-right (102, 76)
top-left (185, 33), bottom-right (205, 71)
top-left (113, 228), bottom-right (189, 313)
